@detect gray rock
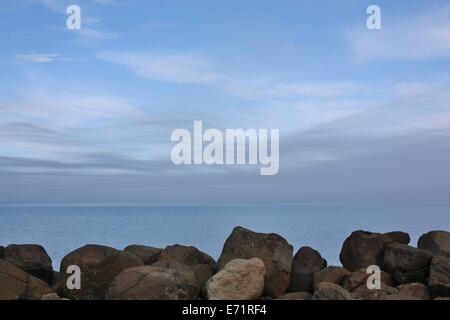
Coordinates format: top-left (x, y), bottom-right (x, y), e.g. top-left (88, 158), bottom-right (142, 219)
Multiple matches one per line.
top-left (352, 283), bottom-right (398, 300)
top-left (418, 231), bottom-right (450, 258)
top-left (383, 243), bottom-right (433, 284)
top-left (217, 226), bottom-right (293, 298)
top-left (205, 258), bottom-right (265, 300)
top-left (124, 245), bottom-right (161, 265)
top-left (312, 283), bottom-right (353, 300)
top-left (288, 246), bottom-right (327, 293)
top-left (428, 255), bottom-right (450, 297)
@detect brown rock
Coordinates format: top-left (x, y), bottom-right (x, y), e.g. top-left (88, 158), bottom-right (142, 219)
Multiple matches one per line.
top-left (342, 268), bottom-right (393, 292)
top-left (428, 255), bottom-right (450, 297)
top-left (384, 294), bottom-right (421, 300)
top-left (205, 258), bottom-right (265, 300)
top-left (217, 226), bottom-right (293, 298)
top-left (276, 292), bottom-right (312, 300)
top-left (418, 231), bottom-right (450, 258)
top-left (4, 244), bottom-right (53, 284)
top-left (0, 246), bottom-right (4, 259)
top-left (124, 245), bottom-right (161, 265)
top-left (58, 244), bottom-right (142, 300)
top-left (313, 266), bottom-right (350, 290)
top-left (288, 246), bottom-right (327, 293)
top-left (397, 283), bottom-right (431, 300)
top-left (0, 259), bottom-right (53, 300)
top-left (352, 283), bottom-right (398, 300)
top-left (435, 297), bottom-right (450, 300)
top-left (312, 283), bottom-right (353, 300)
top-left (382, 231), bottom-right (410, 245)
top-left (41, 293), bottom-right (68, 300)
top-left (383, 243), bottom-right (433, 284)
top-left (106, 261), bottom-right (200, 300)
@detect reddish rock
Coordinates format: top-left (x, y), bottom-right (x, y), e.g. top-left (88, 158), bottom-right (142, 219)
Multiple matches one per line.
top-left (418, 231), bottom-right (450, 258)
top-left (288, 246), bottom-right (327, 293)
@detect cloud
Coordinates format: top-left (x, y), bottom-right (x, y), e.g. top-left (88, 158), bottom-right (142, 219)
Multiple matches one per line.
top-left (347, 4), bottom-right (450, 60)
top-left (16, 53), bottom-right (61, 63)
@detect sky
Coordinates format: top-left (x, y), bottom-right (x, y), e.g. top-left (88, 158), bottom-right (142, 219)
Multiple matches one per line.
top-left (1, 0), bottom-right (450, 205)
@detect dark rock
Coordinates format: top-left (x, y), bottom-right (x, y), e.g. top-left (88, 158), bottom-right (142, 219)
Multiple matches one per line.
top-left (205, 258), bottom-right (265, 300)
top-left (217, 226), bottom-right (293, 298)
top-left (313, 266), bottom-right (350, 290)
top-left (58, 244), bottom-right (142, 300)
top-left (288, 246), bottom-right (327, 293)
top-left (428, 255), bottom-right (450, 297)
top-left (342, 268), bottom-right (393, 292)
top-left (0, 259), bottom-right (53, 300)
top-left (51, 271), bottom-right (60, 290)
top-left (382, 231), bottom-right (410, 245)
top-left (4, 244), bottom-right (53, 284)
top-left (106, 261), bottom-right (199, 300)
top-left (41, 293), bottom-right (68, 300)
top-left (435, 297), bottom-right (450, 300)
top-left (418, 231), bottom-right (450, 258)
top-left (383, 293), bottom-right (421, 300)
top-left (157, 244), bottom-right (216, 289)
top-left (383, 243), bottom-right (433, 284)
top-left (352, 283), bottom-right (398, 300)
top-left (340, 231), bottom-right (386, 272)
top-left (312, 283), bottom-right (353, 300)
top-left (276, 292), bottom-right (312, 300)
top-left (0, 246), bottom-right (4, 259)
top-left (397, 283), bottom-right (431, 300)
top-left (124, 245), bottom-right (161, 265)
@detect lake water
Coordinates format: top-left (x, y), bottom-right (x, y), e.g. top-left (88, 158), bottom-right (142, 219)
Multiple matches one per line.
top-left (1, 204), bottom-right (449, 269)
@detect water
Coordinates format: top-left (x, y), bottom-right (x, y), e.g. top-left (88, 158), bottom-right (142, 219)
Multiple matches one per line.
top-left (1, 204), bottom-right (449, 269)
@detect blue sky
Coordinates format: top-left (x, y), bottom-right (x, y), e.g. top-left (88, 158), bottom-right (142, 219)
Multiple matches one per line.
top-left (1, 0), bottom-right (450, 204)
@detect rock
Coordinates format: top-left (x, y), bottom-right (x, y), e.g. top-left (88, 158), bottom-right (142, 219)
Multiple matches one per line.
top-left (41, 293), bottom-right (68, 300)
top-left (157, 244), bottom-right (216, 289)
top-left (313, 266), bottom-right (350, 290)
top-left (124, 245), bottom-right (161, 265)
top-left (0, 259), bottom-right (53, 300)
top-left (0, 246), bottom-right (4, 259)
top-left (339, 231), bottom-right (386, 272)
top-left (435, 297), bottom-right (450, 300)
top-left (418, 231), bottom-right (450, 258)
top-left (382, 231), bottom-right (410, 245)
top-left (383, 294), bottom-right (421, 300)
top-left (276, 292), bottom-right (312, 300)
top-left (288, 246), bottom-right (327, 293)
top-left (428, 255), bottom-right (450, 297)
top-left (58, 244), bottom-right (142, 300)
top-left (217, 226), bottom-right (293, 297)
top-left (312, 283), bottom-right (353, 300)
top-left (383, 243), bottom-right (433, 284)
top-left (4, 244), bottom-right (53, 284)
top-left (397, 283), bottom-right (431, 300)
top-left (352, 283), bottom-right (398, 300)
top-left (106, 261), bottom-right (200, 300)
top-left (342, 268), bottom-right (393, 292)
top-left (205, 258), bottom-right (265, 300)
top-left (51, 271), bottom-right (60, 290)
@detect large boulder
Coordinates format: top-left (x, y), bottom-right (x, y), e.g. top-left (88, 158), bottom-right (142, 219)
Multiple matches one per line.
top-left (4, 244), bottom-right (53, 284)
top-left (0, 259), bottom-right (53, 300)
top-left (288, 246), bottom-right (327, 293)
top-left (217, 226), bottom-right (293, 297)
top-left (397, 283), bottom-right (431, 300)
top-left (313, 266), bottom-right (350, 290)
top-left (382, 232), bottom-right (410, 245)
top-left (58, 244), bottom-right (142, 300)
top-left (342, 268), bottom-right (393, 292)
top-left (383, 243), bottom-right (433, 284)
top-left (352, 283), bottom-right (398, 300)
top-left (428, 255), bottom-right (450, 297)
top-left (106, 261), bottom-right (200, 300)
top-left (157, 244), bottom-right (216, 289)
top-left (123, 245), bottom-right (161, 265)
top-left (418, 231), bottom-right (450, 258)
top-left (312, 283), bottom-right (353, 300)
top-left (205, 258), bottom-right (265, 300)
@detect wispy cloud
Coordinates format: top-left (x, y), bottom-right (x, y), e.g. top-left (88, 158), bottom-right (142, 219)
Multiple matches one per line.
top-left (16, 53), bottom-right (61, 63)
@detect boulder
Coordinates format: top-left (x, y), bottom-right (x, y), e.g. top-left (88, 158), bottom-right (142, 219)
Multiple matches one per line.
top-left (383, 243), bottom-right (433, 284)
top-left (418, 231), bottom-right (450, 258)
top-left (205, 258), bottom-right (265, 300)
top-left (276, 292), bottom-right (312, 300)
top-left (352, 283), bottom-right (398, 300)
top-left (217, 226), bottom-right (293, 297)
top-left (313, 266), bottom-right (350, 290)
top-left (288, 246), bottom-right (327, 293)
top-left (157, 244), bottom-right (216, 289)
top-left (0, 259), bottom-right (53, 300)
top-left (382, 231), bottom-right (410, 245)
top-left (435, 297), bottom-right (450, 300)
top-left (4, 244), bottom-right (53, 284)
top-left (41, 293), bottom-right (68, 300)
top-left (397, 283), bottom-right (431, 300)
top-left (383, 294), bottom-right (421, 300)
top-left (106, 261), bottom-right (200, 300)
top-left (0, 246), bottom-right (4, 259)
top-left (312, 283), bottom-right (353, 300)
top-left (124, 245), bottom-right (161, 265)
top-left (58, 244), bottom-right (142, 300)
top-left (342, 268), bottom-right (393, 292)
top-left (428, 255), bottom-right (450, 297)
